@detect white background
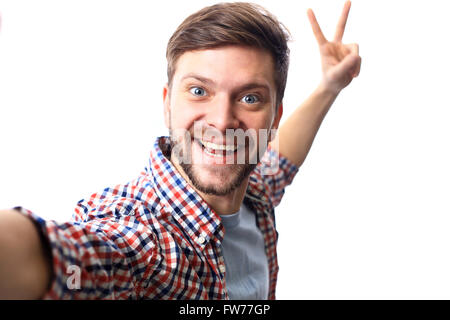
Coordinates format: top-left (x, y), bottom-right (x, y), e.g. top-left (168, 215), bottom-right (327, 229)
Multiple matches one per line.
top-left (0, 0), bottom-right (449, 299)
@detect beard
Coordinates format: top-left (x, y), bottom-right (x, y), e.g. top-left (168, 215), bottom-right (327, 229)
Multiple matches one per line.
top-left (181, 157), bottom-right (256, 196)
top-left (179, 160), bottom-right (256, 196)
top-left (169, 129), bottom-right (258, 197)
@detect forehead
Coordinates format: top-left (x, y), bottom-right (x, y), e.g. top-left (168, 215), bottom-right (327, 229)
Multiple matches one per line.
top-left (173, 46), bottom-right (276, 88)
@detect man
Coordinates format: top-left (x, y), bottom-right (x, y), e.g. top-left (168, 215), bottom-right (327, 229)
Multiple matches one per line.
top-left (0, 1), bottom-right (360, 299)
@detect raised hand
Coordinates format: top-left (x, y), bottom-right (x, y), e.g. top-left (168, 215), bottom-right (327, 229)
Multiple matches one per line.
top-left (307, 1), bottom-right (361, 93)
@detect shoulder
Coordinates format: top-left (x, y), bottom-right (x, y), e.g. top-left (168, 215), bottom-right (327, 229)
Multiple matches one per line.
top-left (248, 144), bottom-right (300, 207)
top-left (73, 172), bottom-right (164, 224)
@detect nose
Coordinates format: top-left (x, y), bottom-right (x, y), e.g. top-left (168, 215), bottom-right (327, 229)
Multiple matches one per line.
top-left (204, 94), bottom-right (240, 133)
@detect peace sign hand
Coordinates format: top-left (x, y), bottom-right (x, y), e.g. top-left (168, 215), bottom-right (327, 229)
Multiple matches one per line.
top-left (308, 1), bottom-right (361, 94)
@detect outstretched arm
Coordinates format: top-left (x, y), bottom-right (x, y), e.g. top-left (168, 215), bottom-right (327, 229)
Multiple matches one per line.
top-left (0, 209), bottom-right (52, 299)
top-left (270, 1), bottom-right (361, 167)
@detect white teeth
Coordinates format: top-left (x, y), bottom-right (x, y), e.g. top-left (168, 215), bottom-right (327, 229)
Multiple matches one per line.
top-left (200, 140), bottom-right (238, 152)
top-left (203, 147), bottom-right (223, 158)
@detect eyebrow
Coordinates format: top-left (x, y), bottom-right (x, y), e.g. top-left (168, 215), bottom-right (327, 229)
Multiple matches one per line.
top-left (180, 73), bottom-right (271, 93)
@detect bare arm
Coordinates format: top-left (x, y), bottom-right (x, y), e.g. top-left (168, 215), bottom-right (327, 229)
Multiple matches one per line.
top-left (273, 84), bottom-right (339, 167)
top-left (0, 209), bottom-right (52, 299)
top-left (270, 1), bottom-right (361, 167)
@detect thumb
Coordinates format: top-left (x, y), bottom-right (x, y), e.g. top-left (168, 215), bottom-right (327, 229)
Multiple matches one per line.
top-left (328, 53), bottom-right (360, 82)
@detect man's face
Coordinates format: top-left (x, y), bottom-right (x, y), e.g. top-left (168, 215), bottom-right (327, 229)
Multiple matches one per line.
top-left (163, 46), bottom-right (282, 196)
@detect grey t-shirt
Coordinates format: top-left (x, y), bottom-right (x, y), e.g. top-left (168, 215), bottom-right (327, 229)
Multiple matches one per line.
top-left (220, 203), bottom-right (269, 300)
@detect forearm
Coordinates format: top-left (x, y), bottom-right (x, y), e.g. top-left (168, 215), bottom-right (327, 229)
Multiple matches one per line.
top-left (0, 209), bottom-right (52, 299)
top-left (271, 83), bottom-right (339, 167)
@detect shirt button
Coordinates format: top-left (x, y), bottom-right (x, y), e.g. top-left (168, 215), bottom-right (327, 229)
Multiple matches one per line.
top-left (197, 236), bottom-right (206, 244)
top-left (219, 264), bottom-right (226, 274)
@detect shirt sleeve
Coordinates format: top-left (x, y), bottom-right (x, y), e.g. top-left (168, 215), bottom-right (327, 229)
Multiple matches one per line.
top-left (14, 199), bottom-right (160, 300)
top-left (257, 144), bottom-right (300, 207)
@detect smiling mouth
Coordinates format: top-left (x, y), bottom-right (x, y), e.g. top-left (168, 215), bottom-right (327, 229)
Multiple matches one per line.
top-left (195, 138), bottom-right (241, 158)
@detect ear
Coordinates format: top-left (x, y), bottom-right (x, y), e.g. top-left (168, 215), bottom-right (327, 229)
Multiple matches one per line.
top-left (163, 83), bottom-right (171, 129)
top-left (269, 102), bottom-right (283, 142)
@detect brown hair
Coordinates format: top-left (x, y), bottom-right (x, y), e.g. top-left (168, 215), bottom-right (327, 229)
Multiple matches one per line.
top-left (166, 2), bottom-right (290, 107)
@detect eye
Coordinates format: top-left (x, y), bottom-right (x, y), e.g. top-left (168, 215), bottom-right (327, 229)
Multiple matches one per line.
top-left (241, 94), bottom-right (259, 104)
top-left (189, 87), bottom-right (207, 97)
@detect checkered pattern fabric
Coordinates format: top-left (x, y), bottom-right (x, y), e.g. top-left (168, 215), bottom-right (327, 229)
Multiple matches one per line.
top-left (17, 136), bottom-right (298, 299)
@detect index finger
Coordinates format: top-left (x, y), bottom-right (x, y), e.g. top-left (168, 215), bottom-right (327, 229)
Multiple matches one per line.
top-left (307, 8), bottom-right (327, 45)
top-left (333, 1), bottom-right (352, 42)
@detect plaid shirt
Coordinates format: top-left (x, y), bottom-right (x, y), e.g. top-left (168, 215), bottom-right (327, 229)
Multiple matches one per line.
top-left (18, 136), bottom-right (298, 299)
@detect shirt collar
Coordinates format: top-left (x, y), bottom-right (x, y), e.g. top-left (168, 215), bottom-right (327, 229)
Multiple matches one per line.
top-left (146, 136), bottom-right (224, 248)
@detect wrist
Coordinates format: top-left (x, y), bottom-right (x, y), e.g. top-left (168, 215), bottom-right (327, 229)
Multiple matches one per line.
top-left (317, 80), bottom-right (342, 97)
